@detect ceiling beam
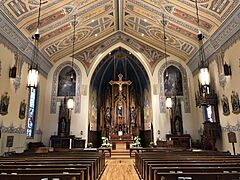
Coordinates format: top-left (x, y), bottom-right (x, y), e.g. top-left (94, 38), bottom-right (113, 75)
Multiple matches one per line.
top-left (115, 0), bottom-right (123, 31)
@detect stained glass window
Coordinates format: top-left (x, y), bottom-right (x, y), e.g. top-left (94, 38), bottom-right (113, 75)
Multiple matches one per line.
top-left (26, 87), bottom-right (37, 138)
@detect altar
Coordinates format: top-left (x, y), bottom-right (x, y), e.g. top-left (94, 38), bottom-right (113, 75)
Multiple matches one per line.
top-left (109, 133), bottom-right (133, 150)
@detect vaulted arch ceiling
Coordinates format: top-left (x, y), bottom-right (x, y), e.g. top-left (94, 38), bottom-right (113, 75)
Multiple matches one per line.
top-left (0, 0), bottom-right (239, 64)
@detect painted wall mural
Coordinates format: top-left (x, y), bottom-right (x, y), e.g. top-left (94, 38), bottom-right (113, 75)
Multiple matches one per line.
top-left (50, 61), bottom-right (81, 114)
top-left (0, 0), bottom-right (238, 63)
top-left (57, 66), bottom-right (76, 97)
top-left (164, 66), bottom-right (183, 97)
top-left (74, 32), bottom-right (166, 74)
top-left (0, 92), bottom-right (10, 116)
top-left (158, 60), bottom-right (191, 113)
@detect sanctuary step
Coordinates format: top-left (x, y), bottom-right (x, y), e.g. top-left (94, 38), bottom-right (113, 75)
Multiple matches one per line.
top-left (110, 149), bottom-right (131, 159)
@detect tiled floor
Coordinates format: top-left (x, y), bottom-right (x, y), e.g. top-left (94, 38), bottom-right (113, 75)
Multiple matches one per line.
top-left (100, 159), bottom-right (139, 180)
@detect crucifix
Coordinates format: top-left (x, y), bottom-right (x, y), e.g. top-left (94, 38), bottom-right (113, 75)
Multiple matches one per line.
top-left (109, 73), bottom-right (132, 92)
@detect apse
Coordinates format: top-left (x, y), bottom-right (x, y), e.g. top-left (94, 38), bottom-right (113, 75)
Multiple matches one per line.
top-left (91, 48), bottom-right (149, 100)
top-left (89, 47), bottom-right (152, 147)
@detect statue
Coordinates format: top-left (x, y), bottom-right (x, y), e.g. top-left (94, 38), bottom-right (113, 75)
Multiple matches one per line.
top-left (118, 104), bottom-right (123, 117)
top-left (60, 117), bottom-right (66, 134)
top-left (105, 107), bottom-right (111, 126)
top-left (130, 107), bottom-right (136, 124)
top-left (174, 116), bottom-right (181, 135)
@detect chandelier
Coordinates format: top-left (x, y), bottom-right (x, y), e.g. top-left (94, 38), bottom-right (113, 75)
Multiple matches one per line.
top-left (27, 1), bottom-right (45, 88)
top-left (67, 15), bottom-right (77, 110)
top-left (194, 0), bottom-right (218, 107)
top-left (161, 14), bottom-right (173, 109)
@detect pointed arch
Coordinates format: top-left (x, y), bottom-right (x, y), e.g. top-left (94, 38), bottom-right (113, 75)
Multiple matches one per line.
top-left (158, 60), bottom-right (191, 113)
top-left (50, 61), bottom-right (82, 114)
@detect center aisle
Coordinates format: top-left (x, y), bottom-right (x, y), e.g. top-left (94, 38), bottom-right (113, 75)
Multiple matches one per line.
top-left (100, 159), bottom-right (140, 180)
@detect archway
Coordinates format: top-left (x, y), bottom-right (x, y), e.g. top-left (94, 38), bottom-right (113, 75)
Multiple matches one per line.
top-left (88, 47), bottom-right (152, 148)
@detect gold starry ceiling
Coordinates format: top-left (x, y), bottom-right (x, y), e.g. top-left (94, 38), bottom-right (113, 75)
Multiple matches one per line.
top-left (0, 0), bottom-right (239, 62)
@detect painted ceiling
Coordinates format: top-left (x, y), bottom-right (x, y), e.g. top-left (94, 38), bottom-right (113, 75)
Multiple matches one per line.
top-left (0, 0), bottom-right (239, 65)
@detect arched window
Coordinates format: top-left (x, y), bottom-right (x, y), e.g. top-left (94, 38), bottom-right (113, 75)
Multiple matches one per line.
top-left (26, 87), bottom-right (38, 138)
top-left (57, 66), bottom-right (76, 96)
top-left (164, 66), bottom-right (183, 96)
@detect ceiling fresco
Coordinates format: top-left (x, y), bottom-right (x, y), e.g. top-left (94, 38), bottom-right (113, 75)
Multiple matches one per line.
top-left (0, 0), bottom-right (239, 64)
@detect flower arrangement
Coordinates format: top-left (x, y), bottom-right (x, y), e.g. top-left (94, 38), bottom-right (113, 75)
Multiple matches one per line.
top-left (149, 141), bottom-right (155, 148)
top-left (87, 142), bottom-right (93, 148)
top-left (101, 137), bottom-right (112, 147)
top-left (131, 136), bottom-right (141, 147)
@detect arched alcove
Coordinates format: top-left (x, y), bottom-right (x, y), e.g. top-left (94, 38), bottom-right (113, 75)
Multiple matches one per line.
top-left (88, 47), bottom-right (153, 147)
top-left (158, 60), bottom-right (191, 113)
top-left (50, 61), bottom-right (82, 114)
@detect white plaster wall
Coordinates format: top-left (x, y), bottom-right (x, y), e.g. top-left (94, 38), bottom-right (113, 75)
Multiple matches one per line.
top-left (41, 42), bottom-right (202, 148)
top-left (41, 56), bottom-right (88, 147)
top-left (152, 54), bottom-right (199, 143)
top-left (0, 44), bottom-right (45, 155)
top-left (192, 40), bottom-right (240, 154)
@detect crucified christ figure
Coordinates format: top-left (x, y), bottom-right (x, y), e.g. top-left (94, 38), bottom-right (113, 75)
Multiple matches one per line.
top-left (109, 73), bottom-right (132, 92)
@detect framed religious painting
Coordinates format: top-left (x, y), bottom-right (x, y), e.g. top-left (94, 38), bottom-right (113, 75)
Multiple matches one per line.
top-left (221, 95), bottom-right (230, 116)
top-left (19, 100), bottom-right (26, 119)
top-left (231, 91), bottom-right (240, 114)
top-left (0, 92), bottom-right (10, 115)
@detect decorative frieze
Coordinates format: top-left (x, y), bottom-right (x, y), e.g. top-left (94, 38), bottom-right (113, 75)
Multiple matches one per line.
top-left (222, 121), bottom-right (240, 132)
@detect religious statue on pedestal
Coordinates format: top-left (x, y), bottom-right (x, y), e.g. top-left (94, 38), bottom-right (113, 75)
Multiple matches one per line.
top-left (105, 107), bottom-right (111, 127)
top-left (130, 107), bottom-right (136, 124)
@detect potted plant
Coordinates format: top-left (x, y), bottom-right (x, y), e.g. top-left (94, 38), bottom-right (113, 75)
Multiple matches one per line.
top-left (149, 141), bottom-right (155, 148)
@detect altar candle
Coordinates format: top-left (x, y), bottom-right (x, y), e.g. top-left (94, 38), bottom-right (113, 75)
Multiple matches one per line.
top-left (69, 138), bottom-right (72, 149)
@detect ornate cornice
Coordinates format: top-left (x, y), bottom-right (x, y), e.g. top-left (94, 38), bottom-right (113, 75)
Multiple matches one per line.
top-left (0, 11), bottom-right (52, 77)
top-left (187, 7), bottom-right (240, 74)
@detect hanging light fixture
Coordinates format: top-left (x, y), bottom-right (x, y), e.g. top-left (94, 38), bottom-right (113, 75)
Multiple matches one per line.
top-left (162, 14), bottom-right (172, 108)
top-left (195, 0), bottom-right (218, 107)
top-left (27, 0), bottom-right (46, 88)
top-left (166, 97), bottom-right (172, 109)
top-left (67, 15), bottom-right (77, 110)
top-left (195, 0), bottom-right (210, 89)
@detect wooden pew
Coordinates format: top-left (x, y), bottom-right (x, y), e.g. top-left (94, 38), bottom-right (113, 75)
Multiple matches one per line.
top-left (0, 164), bottom-right (90, 180)
top-left (0, 172), bottom-right (83, 180)
top-left (0, 151), bottom-right (106, 180)
top-left (134, 150), bottom-right (240, 180)
top-left (156, 172), bottom-right (240, 180)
